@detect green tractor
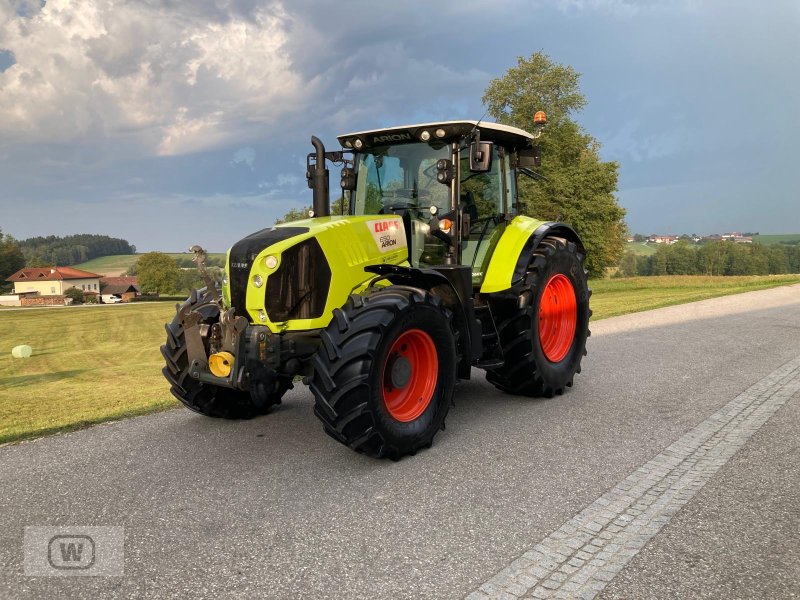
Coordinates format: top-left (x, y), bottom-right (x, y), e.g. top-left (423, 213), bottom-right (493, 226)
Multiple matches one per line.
top-left (161, 113), bottom-right (591, 459)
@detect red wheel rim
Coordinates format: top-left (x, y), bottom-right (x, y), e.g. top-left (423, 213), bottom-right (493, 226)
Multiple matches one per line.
top-left (382, 329), bottom-right (438, 422)
top-left (538, 274), bottom-right (577, 363)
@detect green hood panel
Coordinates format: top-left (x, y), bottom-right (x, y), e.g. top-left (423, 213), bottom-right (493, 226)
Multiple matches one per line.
top-left (223, 216), bottom-right (409, 332)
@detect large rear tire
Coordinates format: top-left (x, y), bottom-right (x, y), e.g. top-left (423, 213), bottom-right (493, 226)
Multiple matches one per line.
top-left (310, 286), bottom-right (457, 460)
top-left (161, 288), bottom-right (292, 419)
top-left (486, 236), bottom-right (591, 397)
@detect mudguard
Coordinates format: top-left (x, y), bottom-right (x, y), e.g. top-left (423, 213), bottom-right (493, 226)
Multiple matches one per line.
top-left (480, 216), bottom-right (585, 294)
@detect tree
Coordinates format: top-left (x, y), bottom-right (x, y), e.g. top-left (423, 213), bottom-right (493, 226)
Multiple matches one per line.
top-left (17, 234), bottom-right (135, 266)
top-left (25, 253), bottom-right (51, 267)
top-left (275, 195), bottom-right (349, 225)
top-left (0, 229), bottom-right (25, 292)
top-left (698, 241), bottom-right (728, 276)
top-left (275, 206), bottom-right (311, 224)
top-left (669, 241), bottom-right (697, 275)
top-left (617, 250), bottom-right (638, 278)
top-left (136, 252), bottom-right (180, 295)
top-left (64, 286), bottom-right (85, 304)
top-left (482, 52), bottom-right (626, 277)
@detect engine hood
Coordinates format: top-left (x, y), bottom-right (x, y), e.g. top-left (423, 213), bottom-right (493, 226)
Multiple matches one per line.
top-left (223, 216), bottom-right (408, 331)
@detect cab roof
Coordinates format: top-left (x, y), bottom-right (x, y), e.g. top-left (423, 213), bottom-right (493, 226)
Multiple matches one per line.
top-left (337, 120), bottom-right (535, 150)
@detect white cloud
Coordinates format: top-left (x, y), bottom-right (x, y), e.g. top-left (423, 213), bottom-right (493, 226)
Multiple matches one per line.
top-left (229, 146), bottom-right (256, 170)
top-left (603, 119), bottom-right (689, 163)
top-left (556, 0), bottom-right (700, 16)
top-left (0, 0), bottom-right (305, 155)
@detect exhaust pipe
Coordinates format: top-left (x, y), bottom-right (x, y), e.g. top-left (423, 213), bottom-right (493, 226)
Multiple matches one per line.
top-left (310, 136), bottom-right (330, 217)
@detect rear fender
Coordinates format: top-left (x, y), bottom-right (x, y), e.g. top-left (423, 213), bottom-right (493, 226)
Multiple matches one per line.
top-left (480, 217), bottom-right (585, 294)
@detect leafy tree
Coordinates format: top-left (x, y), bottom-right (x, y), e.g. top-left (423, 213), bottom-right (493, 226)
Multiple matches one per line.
top-left (25, 253), bottom-right (51, 267)
top-left (0, 229), bottom-right (25, 291)
top-left (176, 267), bottom-right (223, 294)
top-left (669, 241), bottom-right (697, 275)
top-left (697, 241), bottom-right (728, 276)
top-left (275, 195), bottom-right (350, 225)
top-left (331, 195), bottom-right (349, 216)
top-left (275, 206), bottom-right (311, 224)
top-left (64, 287), bottom-right (85, 303)
top-left (136, 252), bottom-right (180, 295)
top-left (17, 234), bottom-right (135, 266)
top-left (483, 52), bottom-right (626, 277)
top-left (767, 246), bottom-right (789, 274)
top-left (617, 250), bottom-right (638, 278)
top-left (785, 245), bottom-right (800, 273)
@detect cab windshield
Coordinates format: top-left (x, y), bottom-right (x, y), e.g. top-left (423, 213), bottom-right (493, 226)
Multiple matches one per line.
top-left (349, 139), bottom-right (509, 279)
top-left (351, 142), bottom-right (451, 216)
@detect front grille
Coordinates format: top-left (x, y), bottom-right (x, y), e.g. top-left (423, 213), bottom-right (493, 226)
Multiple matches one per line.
top-left (228, 226), bottom-right (308, 319)
top-left (265, 238), bottom-right (331, 322)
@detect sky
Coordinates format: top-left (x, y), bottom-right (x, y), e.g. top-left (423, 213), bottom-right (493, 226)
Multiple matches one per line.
top-left (1, 0), bottom-right (798, 251)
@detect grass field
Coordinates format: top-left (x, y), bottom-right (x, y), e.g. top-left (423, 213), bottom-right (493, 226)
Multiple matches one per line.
top-left (2, 274), bottom-right (799, 445)
top-left (0, 303), bottom-right (177, 444)
top-left (751, 234), bottom-right (800, 245)
top-left (590, 274), bottom-right (800, 319)
top-left (75, 253), bottom-right (226, 276)
top-left (625, 242), bottom-right (657, 255)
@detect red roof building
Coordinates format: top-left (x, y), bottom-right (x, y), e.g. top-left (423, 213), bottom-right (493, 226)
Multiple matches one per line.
top-left (100, 276), bottom-right (141, 300)
top-left (6, 266), bottom-right (103, 282)
top-left (6, 266), bottom-right (103, 297)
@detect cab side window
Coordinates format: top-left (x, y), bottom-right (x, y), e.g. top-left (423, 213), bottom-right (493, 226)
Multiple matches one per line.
top-left (459, 147), bottom-right (505, 283)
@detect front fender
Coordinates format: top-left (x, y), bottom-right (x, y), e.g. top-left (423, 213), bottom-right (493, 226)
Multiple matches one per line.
top-left (480, 216), bottom-right (585, 294)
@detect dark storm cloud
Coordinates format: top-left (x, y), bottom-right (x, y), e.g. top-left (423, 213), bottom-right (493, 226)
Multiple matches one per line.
top-left (0, 0), bottom-right (798, 251)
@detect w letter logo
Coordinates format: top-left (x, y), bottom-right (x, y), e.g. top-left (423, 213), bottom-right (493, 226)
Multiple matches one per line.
top-left (48, 536), bottom-right (96, 570)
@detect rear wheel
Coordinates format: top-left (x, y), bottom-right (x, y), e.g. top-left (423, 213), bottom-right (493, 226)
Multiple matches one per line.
top-left (161, 288), bottom-right (292, 419)
top-left (310, 286), bottom-right (457, 460)
top-left (486, 236), bottom-right (591, 397)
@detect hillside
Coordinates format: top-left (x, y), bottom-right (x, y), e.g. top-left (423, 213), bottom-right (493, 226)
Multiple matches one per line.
top-left (751, 234), bottom-right (800, 245)
top-left (75, 253), bottom-right (226, 276)
top-left (625, 242), bottom-right (657, 256)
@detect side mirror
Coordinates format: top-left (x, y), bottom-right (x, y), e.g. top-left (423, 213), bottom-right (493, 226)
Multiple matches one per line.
top-left (518, 147), bottom-right (542, 168)
top-left (469, 141), bottom-right (493, 172)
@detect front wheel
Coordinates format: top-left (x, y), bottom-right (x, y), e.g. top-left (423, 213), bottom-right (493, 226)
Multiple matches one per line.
top-left (309, 286), bottom-right (457, 460)
top-left (486, 236), bottom-right (591, 397)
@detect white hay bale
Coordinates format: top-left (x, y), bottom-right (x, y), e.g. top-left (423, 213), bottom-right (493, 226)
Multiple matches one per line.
top-left (11, 345), bottom-right (32, 358)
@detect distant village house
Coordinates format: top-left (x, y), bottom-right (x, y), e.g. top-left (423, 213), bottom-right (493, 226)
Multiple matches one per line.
top-left (100, 276), bottom-right (141, 303)
top-left (3, 266), bottom-right (102, 306)
top-left (1, 267), bottom-right (140, 306)
top-left (648, 235), bottom-right (679, 244)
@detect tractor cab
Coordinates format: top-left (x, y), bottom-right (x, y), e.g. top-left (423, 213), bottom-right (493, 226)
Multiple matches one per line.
top-left (335, 120), bottom-right (542, 286)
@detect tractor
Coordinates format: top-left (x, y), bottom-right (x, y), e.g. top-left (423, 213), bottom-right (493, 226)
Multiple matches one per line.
top-left (161, 114), bottom-right (591, 459)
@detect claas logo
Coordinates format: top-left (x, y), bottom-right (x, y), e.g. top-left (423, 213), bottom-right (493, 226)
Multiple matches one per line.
top-left (374, 221), bottom-right (399, 233)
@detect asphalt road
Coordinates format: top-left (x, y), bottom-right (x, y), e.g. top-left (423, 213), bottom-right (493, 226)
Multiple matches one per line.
top-left (1, 285), bottom-right (798, 599)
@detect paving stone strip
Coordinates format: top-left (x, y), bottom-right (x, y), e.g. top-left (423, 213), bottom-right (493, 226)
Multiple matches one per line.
top-left (466, 356), bottom-right (800, 600)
